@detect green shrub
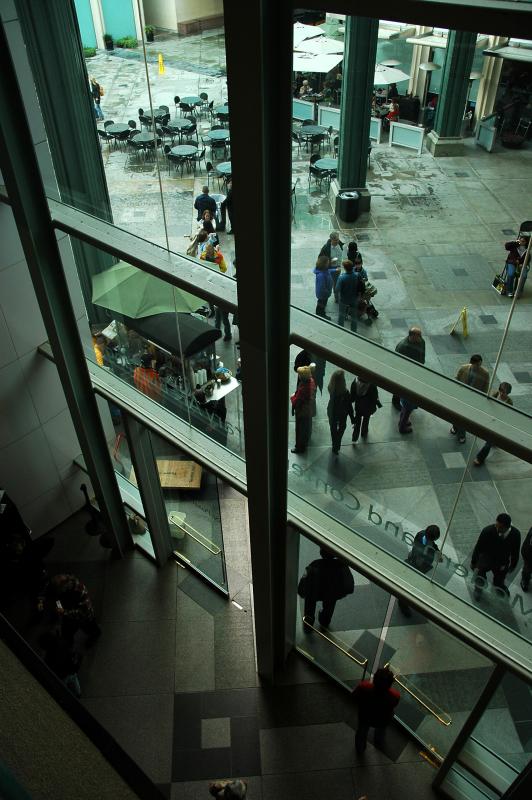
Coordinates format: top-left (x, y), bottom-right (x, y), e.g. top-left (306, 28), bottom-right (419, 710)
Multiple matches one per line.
top-left (83, 46), bottom-right (96, 58)
top-left (116, 36), bottom-right (138, 49)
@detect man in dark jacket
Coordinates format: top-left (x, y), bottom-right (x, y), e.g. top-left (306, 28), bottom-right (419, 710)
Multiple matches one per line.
top-left (471, 513), bottom-right (521, 598)
top-left (319, 232), bottom-right (344, 301)
top-left (392, 326), bottom-right (425, 410)
top-left (220, 180), bottom-right (233, 233)
top-left (520, 527), bottom-right (532, 592)
top-left (194, 186), bottom-right (217, 221)
top-left (336, 261), bottom-right (361, 332)
top-left (299, 547), bottom-right (354, 628)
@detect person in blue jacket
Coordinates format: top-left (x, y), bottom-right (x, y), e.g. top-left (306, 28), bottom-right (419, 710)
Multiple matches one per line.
top-left (313, 255), bottom-right (340, 319)
top-left (336, 260), bottom-right (361, 332)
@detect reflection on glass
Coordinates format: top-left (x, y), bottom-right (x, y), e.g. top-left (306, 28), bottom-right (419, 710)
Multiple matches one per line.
top-left (287, 345), bottom-right (532, 646)
top-left (61, 239), bottom-right (244, 457)
top-left (295, 531), bottom-right (494, 758)
top-left (149, 430), bottom-right (228, 592)
top-left (290, 11), bottom-right (532, 415)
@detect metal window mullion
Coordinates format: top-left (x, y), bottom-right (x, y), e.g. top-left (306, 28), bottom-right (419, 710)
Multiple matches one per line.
top-left (122, 415), bottom-right (173, 567)
top-left (0, 20), bottom-right (130, 555)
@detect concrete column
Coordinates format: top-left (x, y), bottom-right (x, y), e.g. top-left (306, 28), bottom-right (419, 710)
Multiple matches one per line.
top-left (89, 0), bottom-right (105, 50)
top-left (427, 30), bottom-right (477, 157)
top-left (408, 26), bottom-right (432, 97)
top-left (336, 15), bottom-right (378, 211)
top-left (474, 36), bottom-right (504, 124)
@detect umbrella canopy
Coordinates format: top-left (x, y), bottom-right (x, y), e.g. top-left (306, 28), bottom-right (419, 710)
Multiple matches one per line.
top-left (374, 64), bottom-right (410, 85)
top-left (92, 261), bottom-right (202, 318)
top-left (293, 51), bottom-right (343, 74)
top-left (295, 35), bottom-right (344, 55)
top-left (124, 312), bottom-right (221, 358)
top-left (293, 21), bottom-right (324, 47)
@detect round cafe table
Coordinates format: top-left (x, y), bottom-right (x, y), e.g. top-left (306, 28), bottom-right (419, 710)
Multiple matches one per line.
top-left (298, 124), bottom-right (326, 137)
top-left (106, 123), bottom-right (129, 134)
top-left (206, 129), bottom-right (230, 141)
top-left (134, 130), bottom-right (161, 143)
top-left (315, 157), bottom-right (337, 171)
top-left (170, 144), bottom-right (198, 156)
top-left (215, 104), bottom-right (229, 115)
top-left (216, 161), bottom-right (232, 176)
top-left (181, 95), bottom-right (201, 106)
top-left (169, 118), bottom-right (194, 131)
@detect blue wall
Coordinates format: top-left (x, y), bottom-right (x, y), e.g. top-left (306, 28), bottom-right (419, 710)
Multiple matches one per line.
top-left (74, 0), bottom-right (96, 48)
top-left (101, 0), bottom-right (137, 39)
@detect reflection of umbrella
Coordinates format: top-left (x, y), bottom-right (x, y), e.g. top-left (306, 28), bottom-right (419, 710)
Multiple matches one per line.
top-left (293, 52), bottom-right (343, 74)
top-left (293, 21), bottom-right (324, 47)
top-left (124, 312), bottom-right (221, 357)
top-left (92, 261), bottom-right (202, 318)
top-left (374, 64), bottom-right (410, 85)
top-left (295, 36), bottom-right (344, 55)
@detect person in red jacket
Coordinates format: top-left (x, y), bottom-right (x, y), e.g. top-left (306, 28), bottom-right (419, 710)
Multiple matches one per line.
top-left (352, 666), bottom-right (400, 754)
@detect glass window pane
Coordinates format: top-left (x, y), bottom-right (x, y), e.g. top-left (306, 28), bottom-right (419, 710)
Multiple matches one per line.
top-left (148, 430), bottom-right (229, 592)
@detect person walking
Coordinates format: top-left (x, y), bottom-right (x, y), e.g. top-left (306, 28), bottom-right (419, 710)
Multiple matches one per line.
top-left (46, 573), bottom-right (102, 645)
top-left (520, 527), bottom-right (532, 592)
top-left (392, 327), bottom-right (425, 410)
top-left (298, 547), bottom-right (354, 629)
top-left (313, 255), bottom-right (339, 319)
top-left (350, 376), bottom-right (381, 442)
top-left (290, 365), bottom-right (316, 454)
top-left (471, 513), bottom-right (521, 599)
top-left (220, 180), bottom-right (233, 234)
top-left (503, 235), bottom-right (529, 297)
top-left (90, 77), bottom-right (104, 120)
top-left (352, 667), bottom-right (400, 754)
top-left (451, 354), bottom-right (490, 444)
top-left (327, 369), bottom-right (355, 454)
top-left (398, 525), bottom-right (441, 616)
top-left (473, 382), bottom-right (513, 465)
top-left (319, 231), bottom-right (344, 302)
top-left (336, 261), bottom-right (361, 332)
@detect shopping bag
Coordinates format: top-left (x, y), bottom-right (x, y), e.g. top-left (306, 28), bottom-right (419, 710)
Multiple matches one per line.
top-left (492, 274), bottom-right (505, 294)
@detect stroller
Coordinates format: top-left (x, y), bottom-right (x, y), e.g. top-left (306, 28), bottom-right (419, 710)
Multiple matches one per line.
top-left (492, 220), bottom-right (532, 296)
top-left (358, 280), bottom-right (379, 325)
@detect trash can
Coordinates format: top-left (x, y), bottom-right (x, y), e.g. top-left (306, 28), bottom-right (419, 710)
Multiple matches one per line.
top-left (335, 190), bottom-right (360, 223)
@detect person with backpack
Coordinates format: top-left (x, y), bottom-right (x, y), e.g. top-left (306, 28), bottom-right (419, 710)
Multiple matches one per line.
top-left (398, 525), bottom-right (441, 616)
top-left (352, 666), bottom-right (400, 754)
top-left (350, 376), bottom-right (381, 442)
top-left (336, 260), bottom-right (361, 332)
top-left (298, 547), bottom-right (354, 629)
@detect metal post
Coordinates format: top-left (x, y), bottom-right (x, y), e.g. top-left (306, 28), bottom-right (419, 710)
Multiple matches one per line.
top-left (122, 416), bottom-right (173, 567)
top-left (338, 15), bottom-right (378, 189)
top-left (223, 0), bottom-right (293, 680)
top-left (432, 663), bottom-right (506, 789)
top-left (0, 20), bottom-right (131, 555)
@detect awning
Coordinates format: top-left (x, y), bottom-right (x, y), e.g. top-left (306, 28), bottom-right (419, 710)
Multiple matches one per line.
top-left (293, 52), bottom-right (343, 74)
top-left (406, 32), bottom-right (489, 49)
top-left (483, 44), bottom-right (532, 63)
top-left (123, 313), bottom-right (221, 358)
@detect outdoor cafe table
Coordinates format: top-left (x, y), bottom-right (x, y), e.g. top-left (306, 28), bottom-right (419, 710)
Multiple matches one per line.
top-left (170, 144), bottom-right (198, 156)
top-left (297, 124), bottom-right (326, 137)
top-left (169, 118), bottom-right (194, 131)
top-left (315, 157), bottom-right (337, 171)
top-left (206, 129), bottom-right (230, 141)
top-left (134, 130), bottom-right (161, 143)
top-left (181, 95), bottom-right (202, 106)
top-left (216, 161), bottom-right (232, 176)
top-left (215, 104), bottom-right (229, 115)
top-left (106, 123), bottom-right (129, 134)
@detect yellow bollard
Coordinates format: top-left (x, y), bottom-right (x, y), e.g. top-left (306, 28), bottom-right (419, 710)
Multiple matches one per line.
top-left (450, 307), bottom-right (468, 337)
top-left (158, 53), bottom-right (165, 75)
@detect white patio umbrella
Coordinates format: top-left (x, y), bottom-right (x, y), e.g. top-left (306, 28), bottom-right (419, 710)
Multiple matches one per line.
top-left (92, 261), bottom-right (202, 318)
top-left (295, 36), bottom-right (344, 55)
top-left (293, 21), bottom-right (325, 48)
top-left (293, 52), bottom-right (343, 74)
top-left (374, 64), bottom-right (410, 85)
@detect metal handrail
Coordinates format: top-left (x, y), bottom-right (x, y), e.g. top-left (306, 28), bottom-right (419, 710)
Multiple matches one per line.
top-left (385, 662), bottom-right (452, 726)
top-left (169, 515), bottom-right (221, 555)
top-left (302, 616), bottom-right (368, 669)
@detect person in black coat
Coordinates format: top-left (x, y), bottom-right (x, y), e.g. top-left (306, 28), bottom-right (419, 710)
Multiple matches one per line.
top-left (520, 527), bottom-right (532, 592)
top-left (327, 370), bottom-right (355, 454)
top-left (350, 377), bottom-right (381, 442)
top-left (471, 513), bottom-right (521, 598)
top-left (299, 547), bottom-right (354, 628)
top-left (220, 180), bottom-right (233, 233)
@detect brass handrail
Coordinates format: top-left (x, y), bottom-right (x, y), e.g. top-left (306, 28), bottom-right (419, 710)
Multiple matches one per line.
top-left (302, 617), bottom-right (368, 668)
top-left (169, 515), bottom-right (221, 556)
top-left (384, 662), bottom-right (451, 727)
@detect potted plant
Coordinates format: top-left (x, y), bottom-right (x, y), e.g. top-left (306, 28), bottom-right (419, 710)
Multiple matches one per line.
top-left (145, 25), bottom-right (155, 42)
top-left (103, 33), bottom-right (114, 51)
